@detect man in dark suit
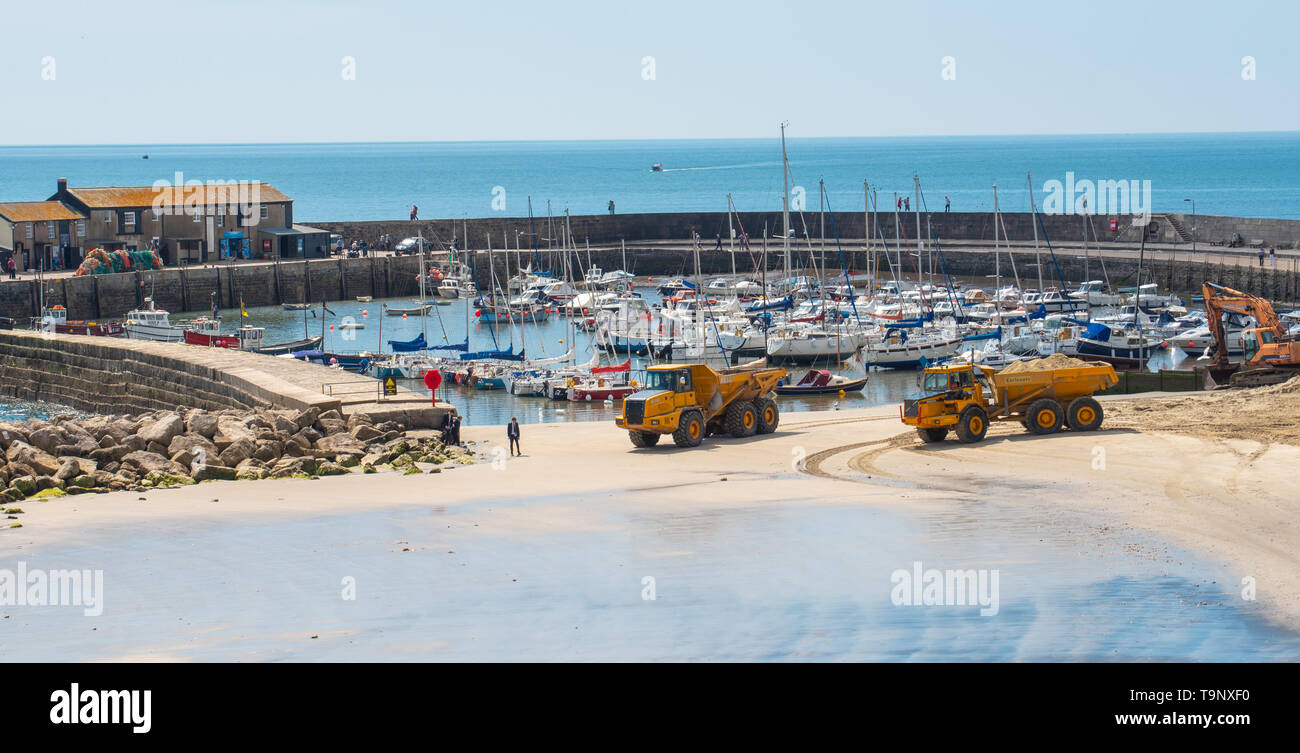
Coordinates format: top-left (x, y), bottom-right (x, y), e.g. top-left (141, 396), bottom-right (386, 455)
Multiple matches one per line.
top-left (507, 417), bottom-right (521, 456)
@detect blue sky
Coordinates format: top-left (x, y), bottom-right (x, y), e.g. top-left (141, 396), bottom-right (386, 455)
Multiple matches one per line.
top-left (0, 0), bottom-right (1294, 145)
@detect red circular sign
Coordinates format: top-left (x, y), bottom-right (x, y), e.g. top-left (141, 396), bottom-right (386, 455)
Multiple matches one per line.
top-left (424, 370), bottom-right (442, 390)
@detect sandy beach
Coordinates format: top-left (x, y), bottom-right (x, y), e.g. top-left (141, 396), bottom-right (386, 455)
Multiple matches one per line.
top-left (1, 395), bottom-right (1298, 661)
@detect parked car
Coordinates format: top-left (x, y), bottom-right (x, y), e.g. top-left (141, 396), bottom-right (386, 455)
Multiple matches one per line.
top-left (394, 237), bottom-right (421, 254)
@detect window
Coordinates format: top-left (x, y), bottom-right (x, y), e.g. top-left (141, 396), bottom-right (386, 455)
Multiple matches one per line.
top-left (76, 220), bottom-right (86, 237)
top-left (124, 211), bottom-right (136, 227)
top-left (25, 223), bottom-right (34, 239)
top-left (47, 221), bottom-right (56, 238)
top-left (103, 211), bottom-right (112, 223)
top-left (193, 210), bottom-right (202, 223)
top-left (260, 204), bottom-right (269, 220)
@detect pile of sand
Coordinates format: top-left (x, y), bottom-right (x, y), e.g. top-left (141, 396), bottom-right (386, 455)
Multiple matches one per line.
top-left (999, 354), bottom-right (1090, 374)
top-left (1106, 374), bottom-right (1300, 446)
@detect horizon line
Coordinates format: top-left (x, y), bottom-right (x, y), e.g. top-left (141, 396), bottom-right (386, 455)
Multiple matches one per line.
top-left (2, 129), bottom-right (1298, 150)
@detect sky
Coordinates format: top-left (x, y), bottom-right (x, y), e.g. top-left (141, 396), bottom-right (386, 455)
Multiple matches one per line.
top-left (0, 0), bottom-right (1295, 145)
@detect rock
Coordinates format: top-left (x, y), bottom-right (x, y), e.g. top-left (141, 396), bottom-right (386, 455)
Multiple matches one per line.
top-left (69, 474), bottom-right (96, 489)
top-left (253, 439), bottom-right (283, 463)
top-left (293, 407), bottom-right (321, 431)
top-left (0, 421), bottom-right (29, 449)
top-left (26, 426), bottom-right (66, 454)
top-left (54, 459), bottom-right (82, 483)
top-left (98, 434), bottom-right (117, 449)
top-left (138, 413), bottom-right (185, 447)
top-left (350, 424), bottom-right (383, 442)
top-left (192, 464), bottom-right (237, 482)
top-left (2, 487), bottom-right (26, 502)
top-left (218, 438), bottom-right (255, 468)
top-left (35, 476), bottom-right (61, 491)
top-left (143, 470), bottom-right (196, 487)
top-left (56, 456), bottom-right (98, 476)
top-left (335, 455), bottom-right (360, 468)
top-left (119, 435), bottom-right (146, 452)
top-left (146, 441), bottom-right (170, 456)
top-left (168, 433), bottom-right (218, 459)
top-left (317, 418), bottom-right (348, 436)
top-left (214, 418), bottom-right (257, 447)
top-left (346, 413), bottom-right (374, 432)
top-left (314, 433), bottom-right (367, 456)
top-left (170, 449), bottom-right (196, 468)
top-left (6, 441), bottom-right (61, 477)
top-left (269, 456), bottom-right (318, 478)
top-left (316, 461), bottom-right (350, 476)
top-left (32, 487), bottom-right (67, 499)
top-left (296, 426), bottom-right (324, 444)
top-left (8, 476), bottom-right (37, 496)
top-left (187, 413), bottom-right (219, 438)
top-left (55, 438), bottom-right (100, 456)
top-left (319, 409), bottom-right (344, 423)
top-left (121, 450), bottom-right (188, 477)
top-left (90, 445), bottom-right (131, 463)
top-left (271, 414), bottom-right (297, 434)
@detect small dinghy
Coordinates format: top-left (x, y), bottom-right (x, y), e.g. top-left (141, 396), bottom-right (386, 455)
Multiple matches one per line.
top-left (775, 369), bottom-right (867, 395)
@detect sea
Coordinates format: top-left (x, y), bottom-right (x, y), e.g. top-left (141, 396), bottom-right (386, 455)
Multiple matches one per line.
top-left (2, 132), bottom-right (1299, 222)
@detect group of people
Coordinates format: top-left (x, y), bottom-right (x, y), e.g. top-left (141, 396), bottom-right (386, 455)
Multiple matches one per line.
top-left (1258, 245), bottom-right (1277, 267)
top-left (437, 411), bottom-right (524, 457)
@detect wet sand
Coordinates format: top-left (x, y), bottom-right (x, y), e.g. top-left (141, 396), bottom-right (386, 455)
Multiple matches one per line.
top-left (2, 402), bottom-right (1298, 660)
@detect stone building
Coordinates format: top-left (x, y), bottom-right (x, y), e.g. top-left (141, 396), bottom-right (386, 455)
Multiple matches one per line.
top-left (0, 200), bottom-right (88, 273)
top-left (46, 177), bottom-right (296, 265)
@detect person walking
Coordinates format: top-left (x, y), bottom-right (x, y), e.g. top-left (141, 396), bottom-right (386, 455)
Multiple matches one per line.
top-left (5, 256), bottom-right (14, 279)
top-left (1259, 246), bottom-right (1266, 267)
top-left (714, 232), bottom-right (722, 250)
top-left (903, 197), bottom-right (910, 212)
top-left (608, 199), bottom-right (616, 215)
top-left (1269, 245), bottom-right (1277, 267)
top-left (451, 414), bottom-right (462, 445)
top-left (944, 196), bottom-right (950, 212)
top-left (410, 204), bottom-right (418, 221)
top-left (507, 417), bottom-right (521, 456)
top-left (693, 231), bottom-right (702, 250)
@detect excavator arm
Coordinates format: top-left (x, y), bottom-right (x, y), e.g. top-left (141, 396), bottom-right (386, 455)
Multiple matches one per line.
top-left (1201, 282), bottom-right (1284, 368)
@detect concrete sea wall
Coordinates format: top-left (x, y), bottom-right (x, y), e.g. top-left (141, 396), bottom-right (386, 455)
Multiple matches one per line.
top-left (0, 329), bottom-right (446, 426)
top-left (0, 255), bottom-right (425, 322)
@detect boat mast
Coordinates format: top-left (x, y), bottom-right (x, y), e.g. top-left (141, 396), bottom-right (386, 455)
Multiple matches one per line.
top-left (992, 185), bottom-right (1001, 298)
top-left (781, 122), bottom-right (791, 282)
top-left (418, 232), bottom-right (427, 344)
top-left (1027, 171), bottom-right (1043, 292)
top-left (864, 180), bottom-right (871, 297)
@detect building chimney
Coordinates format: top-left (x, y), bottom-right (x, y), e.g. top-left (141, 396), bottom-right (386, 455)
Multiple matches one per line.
top-left (57, 177), bottom-right (67, 194)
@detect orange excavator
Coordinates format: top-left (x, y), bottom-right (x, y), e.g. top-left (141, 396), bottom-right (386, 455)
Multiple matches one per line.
top-left (1202, 281), bottom-right (1300, 388)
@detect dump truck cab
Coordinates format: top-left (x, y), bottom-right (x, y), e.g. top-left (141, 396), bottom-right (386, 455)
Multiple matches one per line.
top-left (903, 364), bottom-right (993, 442)
top-left (617, 363), bottom-right (785, 448)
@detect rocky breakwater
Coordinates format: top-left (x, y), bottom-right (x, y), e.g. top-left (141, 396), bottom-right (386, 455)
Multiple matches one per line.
top-left (0, 404), bottom-right (473, 516)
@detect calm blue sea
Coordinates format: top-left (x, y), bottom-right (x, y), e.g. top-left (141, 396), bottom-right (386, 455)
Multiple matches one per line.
top-left (2, 132), bottom-right (1298, 222)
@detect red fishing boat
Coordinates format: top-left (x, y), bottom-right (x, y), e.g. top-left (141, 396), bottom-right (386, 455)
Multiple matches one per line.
top-left (184, 321), bottom-right (265, 350)
top-left (567, 359), bottom-right (636, 402)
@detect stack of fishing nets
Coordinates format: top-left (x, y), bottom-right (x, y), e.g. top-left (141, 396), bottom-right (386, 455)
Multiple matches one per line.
top-left (74, 247), bottom-right (163, 276)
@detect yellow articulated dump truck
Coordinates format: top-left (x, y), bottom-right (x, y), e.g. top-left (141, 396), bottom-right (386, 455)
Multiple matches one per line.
top-left (901, 359), bottom-right (1118, 444)
top-left (616, 363), bottom-right (786, 448)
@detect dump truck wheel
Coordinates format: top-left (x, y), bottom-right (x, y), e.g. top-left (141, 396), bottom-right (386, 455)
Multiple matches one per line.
top-left (673, 410), bottom-right (705, 447)
top-left (955, 405), bottom-right (988, 443)
top-left (755, 398), bottom-right (779, 434)
top-left (629, 430), bottom-right (661, 448)
top-left (917, 428), bottom-right (948, 443)
top-left (725, 400), bottom-right (758, 438)
top-left (1066, 397), bottom-right (1103, 432)
top-left (1026, 398), bottom-right (1064, 435)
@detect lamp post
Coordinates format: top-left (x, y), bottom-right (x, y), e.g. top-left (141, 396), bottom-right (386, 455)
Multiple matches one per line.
top-left (1183, 198), bottom-right (1196, 254)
